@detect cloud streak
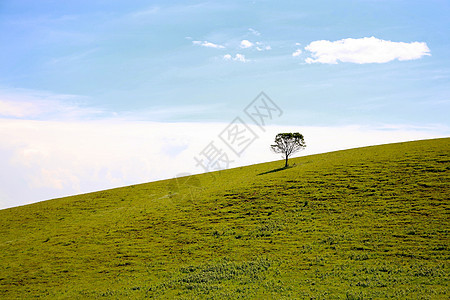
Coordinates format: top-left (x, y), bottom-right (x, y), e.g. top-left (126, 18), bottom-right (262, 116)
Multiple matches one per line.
top-left (193, 40), bottom-right (225, 49)
top-left (248, 28), bottom-right (260, 36)
top-left (0, 88), bottom-right (104, 120)
top-left (292, 49), bottom-right (302, 57)
top-left (255, 42), bottom-right (271, 51)
top-left (305, 37), bottom-right (431, 64)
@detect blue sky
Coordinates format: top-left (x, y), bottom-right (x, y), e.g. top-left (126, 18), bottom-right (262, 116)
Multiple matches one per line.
top-left (0, 0), bottom-right (449, 208)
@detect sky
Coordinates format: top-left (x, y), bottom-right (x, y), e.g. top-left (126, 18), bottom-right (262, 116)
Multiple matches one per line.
top-left (0, 0), bottom-right (449, 209)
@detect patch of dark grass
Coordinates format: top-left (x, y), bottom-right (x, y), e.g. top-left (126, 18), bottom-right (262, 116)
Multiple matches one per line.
top-left (147, 257), bottom-right (275, 297)
top-left (257, 165), bottom-right (294, 175)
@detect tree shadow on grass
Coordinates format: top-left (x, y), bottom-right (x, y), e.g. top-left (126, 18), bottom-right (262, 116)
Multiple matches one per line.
top-left (257, 165), bottom-right (294, 176)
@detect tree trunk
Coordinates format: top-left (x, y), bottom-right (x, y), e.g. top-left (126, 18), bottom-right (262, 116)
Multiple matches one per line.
top-left (284, 156), bottom-right (289, 168)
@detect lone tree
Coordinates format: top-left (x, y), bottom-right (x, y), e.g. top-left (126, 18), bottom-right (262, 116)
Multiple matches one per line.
top-left (271, 132), bottom-right (306, 168)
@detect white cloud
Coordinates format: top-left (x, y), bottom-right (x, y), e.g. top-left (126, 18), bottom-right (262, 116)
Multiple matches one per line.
top-left (130, 6), bottom-right (160, 18)
top-left (240, 39), bottom-right (253, 48)
top-left (255, 42), bottom-right (271, 51)
top-left (0, 88), bottom-right (103, 120)
top-left (192, 40), bottom-right (225, 49)
top-left (223, 53), bottom-right (248, 62)
top-left (304, 36), bottom-right (431, 64)
top-left (0, 100), bottom-right (42, 118)
top-left (234, 54), bottom-right (247, 62)
top-left (0, 119), bottom-right (209, 209)
top-left (249, 28), bottom-right (261, 36)
top-left (292, 49), bottom-right (302, 57)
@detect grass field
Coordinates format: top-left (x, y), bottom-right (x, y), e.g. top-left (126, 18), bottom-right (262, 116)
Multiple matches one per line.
top-left (0, 138), bottom-right (449, 299)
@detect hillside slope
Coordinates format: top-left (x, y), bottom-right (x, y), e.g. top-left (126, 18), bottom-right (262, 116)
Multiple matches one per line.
top-left (1, 138), bottom-right (449, 299)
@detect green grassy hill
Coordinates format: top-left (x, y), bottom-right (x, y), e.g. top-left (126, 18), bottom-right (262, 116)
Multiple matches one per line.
top-left (1, 138), bottom-right (449, 299)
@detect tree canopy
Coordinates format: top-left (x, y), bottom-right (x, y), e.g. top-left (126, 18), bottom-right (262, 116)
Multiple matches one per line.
top-left (271, 132), bottom-right (306, 168)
